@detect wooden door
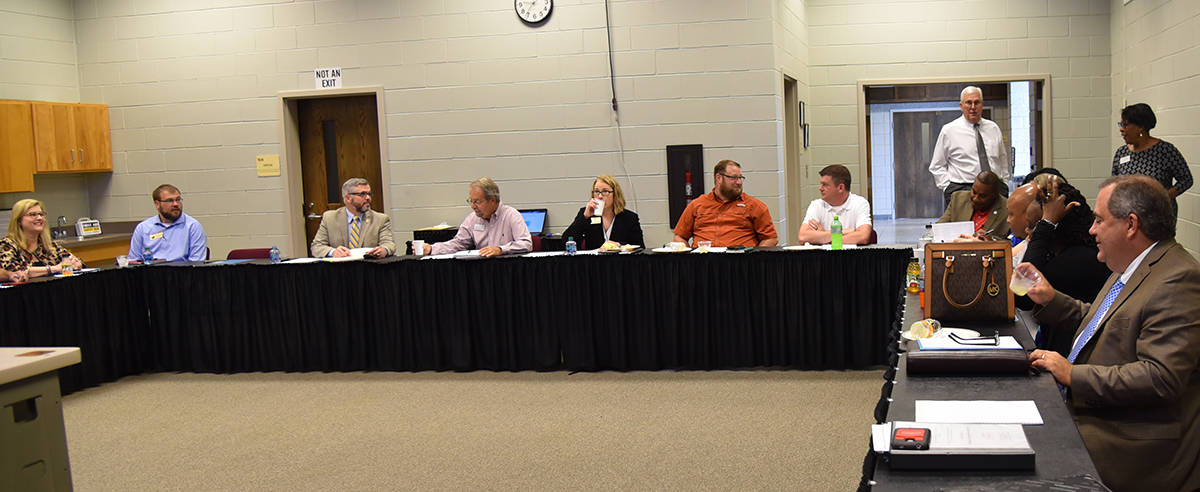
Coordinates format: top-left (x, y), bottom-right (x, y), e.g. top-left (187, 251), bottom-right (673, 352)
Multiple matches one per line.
top-left (892, 110), bottom-right (958, 218)
top-left (73, 104), bottom-right (112, 172)
top-left (297, 95), bottom-right (383, 245)
top-left (0, 101), bottom-right (36, 193)
top-left (32, 102), bottom-right (77, 173)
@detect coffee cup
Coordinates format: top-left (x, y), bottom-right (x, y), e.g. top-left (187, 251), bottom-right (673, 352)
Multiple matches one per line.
top-left (412, 239), bottom-right (425, 256)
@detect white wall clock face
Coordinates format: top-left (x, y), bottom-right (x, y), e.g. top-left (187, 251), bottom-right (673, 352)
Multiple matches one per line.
top-left (515, 0), bottom-right (552, 25)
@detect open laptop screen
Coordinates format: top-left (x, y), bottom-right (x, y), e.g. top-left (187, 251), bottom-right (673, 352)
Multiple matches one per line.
top-left (520, 209), bottom-right (547, 236)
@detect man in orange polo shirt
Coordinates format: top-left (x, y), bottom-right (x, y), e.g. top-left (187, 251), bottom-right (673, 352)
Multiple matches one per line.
top-left (673, 160), bottom-right (779, 248)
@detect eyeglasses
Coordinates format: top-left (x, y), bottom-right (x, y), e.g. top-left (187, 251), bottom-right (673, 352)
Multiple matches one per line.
top-left (949, 331), bottom-right (999, 346)
top-left (466, 198), bottom-right (487, 206)
top-left (720, 173), bottom-right (746, 182)
top-left (1116, 121), bottom-right (1129, 128)
top-left (24, 212), bottom-right (47, 218)
top-left (156, 198), bottom-right (183, 204)
top-left (348, 192), bottom-right (372, 198)
top-left (592, 189), bottom-right (614, 196)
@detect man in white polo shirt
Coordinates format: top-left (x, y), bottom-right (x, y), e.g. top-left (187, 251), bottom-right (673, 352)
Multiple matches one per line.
top-left (797, 164), bottom-right (873, 245)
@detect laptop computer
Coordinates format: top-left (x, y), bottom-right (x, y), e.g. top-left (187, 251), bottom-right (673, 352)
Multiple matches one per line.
top-left (519, 209), bottom-right (547, 236)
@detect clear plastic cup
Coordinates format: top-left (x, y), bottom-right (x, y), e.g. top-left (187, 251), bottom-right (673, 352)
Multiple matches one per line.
top-left (116, 255), bottom-right (129, 268)
top-left (1010, 266), bottom-right (1041, 297)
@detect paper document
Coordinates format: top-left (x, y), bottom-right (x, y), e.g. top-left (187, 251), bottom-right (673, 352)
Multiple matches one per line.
top-left (933, 221), bottom-right (975, 242)
top-left (284, 257), bottom-right (321, 264)
top-left (416, 222), bottom-right (453, 231)
top-left (821, 244), bottom-right (857, 250)
top-left (524, 251), bottom-right (565, 257)
top-left (917, 335), bottom-right (1022, 350)
top-left (871, 423), bottom-right (892, 453)
top-left (891, 421), bottom-right (1032, 451)
top-left (915, 400), bottom-right (1043, 425)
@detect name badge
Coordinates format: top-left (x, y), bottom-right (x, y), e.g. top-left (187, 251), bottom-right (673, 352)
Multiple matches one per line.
top-left (149, 232), bottom-right (164, 240)
top-left (473, 223), bottom-right (486, 232)
top-left (590, 217), bottom-right (602, 225)
top-left (1119, 155), bottom-right (1131, 164)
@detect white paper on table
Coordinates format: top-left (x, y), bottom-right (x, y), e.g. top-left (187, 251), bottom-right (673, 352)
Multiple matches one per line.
top-left (917, 335), bottom-right (1022, 351)
top-left (691, 246), bottom-right (728, 253)
top-left (871, 423), bottom-right (892, 453)
top-left (932, 221), bottom-right (974, 242)
top-left (575, 249), bottom-right (602, 255)
top-left (891, 421), bottom-right (1032, 450)
top-left (523, 251), bottom-right (565, 257)
top-left (421, 253), bottom-right (458, 260)
top-left (820, 244), bottom-right (858, 250)
top-left (914, 400), bottom-right (1043, 425)
top-left (284, 257), bottom-right (321, 264)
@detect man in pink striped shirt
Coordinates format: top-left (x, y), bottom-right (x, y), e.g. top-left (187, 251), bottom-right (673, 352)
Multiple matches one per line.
top-left (423, 177), bottom-right (532, 257)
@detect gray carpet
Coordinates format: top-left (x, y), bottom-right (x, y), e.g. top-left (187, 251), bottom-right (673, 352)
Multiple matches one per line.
top-left (61, 369), bottom-right (881, 491)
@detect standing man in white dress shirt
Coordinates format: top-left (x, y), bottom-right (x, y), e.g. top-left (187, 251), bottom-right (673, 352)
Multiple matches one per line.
top-left (797, 164), bottom-right (874, 245)
top-left (929, 86), bottom-right (1010, 207)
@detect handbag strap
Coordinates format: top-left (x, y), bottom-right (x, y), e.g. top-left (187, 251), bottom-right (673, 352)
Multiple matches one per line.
top-left (941, 255), bottom-right (994, 308)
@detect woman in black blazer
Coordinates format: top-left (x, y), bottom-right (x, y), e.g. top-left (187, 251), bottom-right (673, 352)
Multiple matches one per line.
top-left (562, 174), bottom-right (644, 249)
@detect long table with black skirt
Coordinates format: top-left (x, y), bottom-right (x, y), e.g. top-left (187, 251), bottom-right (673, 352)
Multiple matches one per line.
top-left (0, 248), bottom-right (912, 395)
top-left (866, 294), bottom-right (1100, 490)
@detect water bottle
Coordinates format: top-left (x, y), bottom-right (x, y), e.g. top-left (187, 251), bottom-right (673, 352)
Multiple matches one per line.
top-left (830, 215), bottom-right (843, 250)
top-left (143, 246), bottom-right (154, 263)
top-left (565, 236), bottom-right (577, 255)
top-left (269, 246), bottom-right (281, 264)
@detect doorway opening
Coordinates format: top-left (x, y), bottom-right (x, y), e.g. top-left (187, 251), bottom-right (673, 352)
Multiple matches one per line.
top-left (277, 87), bottom-right (390, 257)
top-left (857, 77), bottom-right (1050, 230)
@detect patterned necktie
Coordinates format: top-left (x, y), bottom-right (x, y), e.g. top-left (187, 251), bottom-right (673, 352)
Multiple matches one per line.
top-left (974, 122), bottom-right (991, 174)
top-left (349, 216), bottom-right (362, 248)
top-left (1068, 280), bottom-right (1125, 363)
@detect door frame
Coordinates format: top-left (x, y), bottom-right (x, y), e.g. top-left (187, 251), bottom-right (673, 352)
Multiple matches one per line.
top-left (277, 86), bottom-right (390, 256)
top-left (856, 74), bottom-right (1053, 209)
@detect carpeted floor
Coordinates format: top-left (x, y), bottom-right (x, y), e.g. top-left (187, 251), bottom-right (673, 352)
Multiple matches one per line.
top-left (61, 369), bottom-right (882, 491)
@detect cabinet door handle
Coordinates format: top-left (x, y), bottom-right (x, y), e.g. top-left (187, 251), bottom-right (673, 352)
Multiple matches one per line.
top-left (79, 148), bottom-right (84, 163)
top-left (70, 149), bottom-right (75, 162)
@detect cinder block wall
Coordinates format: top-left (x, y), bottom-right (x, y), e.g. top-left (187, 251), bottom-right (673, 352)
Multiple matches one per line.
top-left (805, 0), bottom-right (1114, 210)
top-left (1111, 0), bottom-right (1200, 255)
top-left (70, 0), bottom-right (785, 257)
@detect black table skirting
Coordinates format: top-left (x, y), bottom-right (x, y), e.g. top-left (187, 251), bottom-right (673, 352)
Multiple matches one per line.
top-left (0, 249), bottom-right (912, 395)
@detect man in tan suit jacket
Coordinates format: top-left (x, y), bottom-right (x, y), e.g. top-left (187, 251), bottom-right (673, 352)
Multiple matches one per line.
top-left (937, 170), bottom-right (1010, 240)
top-left (310, 178), bottom-right (395, 258)
top-left (1024, 175), bottom-right (1200, 492)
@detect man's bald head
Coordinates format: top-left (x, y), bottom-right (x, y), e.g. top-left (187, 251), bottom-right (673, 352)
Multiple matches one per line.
top-left (1007, 183), bottom-right (1040, 239)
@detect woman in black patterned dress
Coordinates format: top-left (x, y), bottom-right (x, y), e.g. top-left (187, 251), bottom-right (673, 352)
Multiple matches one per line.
top-left (0, 199), bottom-right (82, 279)
top-left (1112, 103), bottom-right (1192, 213)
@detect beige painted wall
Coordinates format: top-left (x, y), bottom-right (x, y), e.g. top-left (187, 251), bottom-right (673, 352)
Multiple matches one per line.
top-left (806, 0), bottom-right (1113, 211)
top-left (69, 0), bottom-right (784, 257)
top-left (773, 0), bottom-right (811, 240)
top-left (1110, 0), bottom-right (1199, 255)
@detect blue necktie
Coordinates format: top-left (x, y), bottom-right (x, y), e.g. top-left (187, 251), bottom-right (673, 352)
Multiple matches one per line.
top-left (1068, 280), bottom-right (1125, 363)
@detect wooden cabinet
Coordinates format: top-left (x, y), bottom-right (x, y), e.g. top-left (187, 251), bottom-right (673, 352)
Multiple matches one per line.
top-left (32, 102), bottom-right (112, 173)
top-left (0, 101), bottom-right (37, 193)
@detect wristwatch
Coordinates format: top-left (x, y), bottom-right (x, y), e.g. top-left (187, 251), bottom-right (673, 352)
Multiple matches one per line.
top-left (1038, 219), bottom-right (1058, 230)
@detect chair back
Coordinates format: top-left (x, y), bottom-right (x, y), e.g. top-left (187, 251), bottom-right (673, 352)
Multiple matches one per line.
top-left (227, 248), bottom-right (272, 260)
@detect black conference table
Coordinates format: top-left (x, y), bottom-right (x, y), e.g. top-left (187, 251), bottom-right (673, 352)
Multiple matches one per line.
top-left (866, 294), bottom-right (1100, 490)
top-left (1, 247), bottom-right (913, 395)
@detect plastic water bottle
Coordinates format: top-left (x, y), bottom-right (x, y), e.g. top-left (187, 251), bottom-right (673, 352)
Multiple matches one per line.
top-left (565, 236), bottom-right (577, 255)
top-left (143, 246), bottom-right (154, 263)
top-left (269, 246), bottom-right (281, 264)
top-left (830, 215), bottom-right (843, 250)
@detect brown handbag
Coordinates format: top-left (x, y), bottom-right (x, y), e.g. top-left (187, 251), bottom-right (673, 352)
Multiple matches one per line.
top-left (924, 241), bottom-right (1014, 322)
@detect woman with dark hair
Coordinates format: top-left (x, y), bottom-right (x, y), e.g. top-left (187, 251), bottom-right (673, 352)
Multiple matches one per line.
top-left (1112, 103), bottom-right (1192, 212)
top-left (1018, 177), bottom-right (1110, 357)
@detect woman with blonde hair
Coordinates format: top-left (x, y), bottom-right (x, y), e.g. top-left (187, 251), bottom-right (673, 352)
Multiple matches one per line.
top-left (562, 174), bottom-right (644, 249)
top-left (0, 199), bottom-right (82, 278)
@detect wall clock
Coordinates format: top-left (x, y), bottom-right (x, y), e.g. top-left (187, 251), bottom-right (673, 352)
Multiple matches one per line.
top-left (515, 0), bottom-right (552, 25)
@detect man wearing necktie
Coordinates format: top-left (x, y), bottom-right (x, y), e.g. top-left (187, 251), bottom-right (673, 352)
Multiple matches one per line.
top-left (1022, 175), bottom-right (1200, 492)
top-left (310, 177), bottom-right (395, 258)
top-left (929, 86), bottom-right (1011, 208)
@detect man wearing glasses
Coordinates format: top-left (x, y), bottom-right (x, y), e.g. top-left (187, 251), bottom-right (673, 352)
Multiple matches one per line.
top-left (129, 184), bottom-right (208, 262)
top-left (423, 177), bottom-right (531, 258)
top-left (311, 177), bottom-right (395, 258)
top-left (672, 160), bottom-right (778, 248)
top-left (929, 86), bottom-right (1011, 207)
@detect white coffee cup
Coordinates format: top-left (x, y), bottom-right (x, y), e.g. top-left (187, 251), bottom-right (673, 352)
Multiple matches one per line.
top-left (412, 239), bottom-right (425, 256)
top-left (594, 199), bottom-right (604, 216)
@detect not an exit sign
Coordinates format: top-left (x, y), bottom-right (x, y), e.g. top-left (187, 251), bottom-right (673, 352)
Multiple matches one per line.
top-left (314, 67), bottom-right (342, 89)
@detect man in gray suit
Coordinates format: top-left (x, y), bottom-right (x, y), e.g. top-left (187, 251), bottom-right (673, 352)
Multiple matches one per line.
top-left (310, 177), bottom-right (395, 258)
top-left (1024, 175), bottom-right (1200, 491)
